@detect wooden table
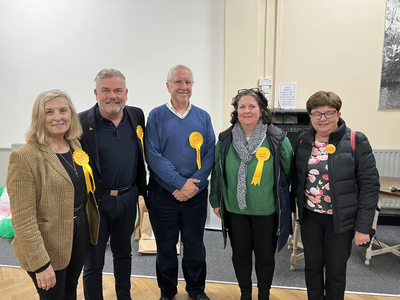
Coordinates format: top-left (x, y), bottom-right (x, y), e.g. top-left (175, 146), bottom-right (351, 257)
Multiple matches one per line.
top-left (365, 176), bottom-right (400, 265)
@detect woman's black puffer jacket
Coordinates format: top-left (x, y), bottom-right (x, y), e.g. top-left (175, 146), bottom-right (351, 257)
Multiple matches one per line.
top-left (292, 118), bottom-right (379, 234)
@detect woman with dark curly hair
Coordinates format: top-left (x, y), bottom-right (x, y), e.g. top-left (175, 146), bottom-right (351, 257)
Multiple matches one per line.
top-left (209, 88), bottom-right (293, 300)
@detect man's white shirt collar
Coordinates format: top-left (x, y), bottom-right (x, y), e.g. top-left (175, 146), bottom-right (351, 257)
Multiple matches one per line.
top-left (166, 100), bottom-right (192, 119)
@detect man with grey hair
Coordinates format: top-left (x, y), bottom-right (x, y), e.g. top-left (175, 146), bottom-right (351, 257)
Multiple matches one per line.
top-left (79, 68), bottom-right (146, 300)
top-left (145, 65), bottom-right (215, 300)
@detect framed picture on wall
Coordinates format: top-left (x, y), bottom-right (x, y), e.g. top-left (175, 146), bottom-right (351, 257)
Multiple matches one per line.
top-left (379, 0), bottom-right (400, 109)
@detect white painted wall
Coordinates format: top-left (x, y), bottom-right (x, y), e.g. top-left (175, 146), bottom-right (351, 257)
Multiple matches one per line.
top-left (0, 150), bottom-right (10, 187)
top-left (0, 0), bottom-right (224, 148)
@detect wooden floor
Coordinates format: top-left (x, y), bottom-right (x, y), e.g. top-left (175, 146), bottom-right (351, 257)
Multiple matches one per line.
top-left (0, 266), bottom-right (396, 300)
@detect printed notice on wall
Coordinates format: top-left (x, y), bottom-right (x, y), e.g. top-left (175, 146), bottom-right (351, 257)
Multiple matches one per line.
top-left (278, 83), bottom-right (297, 109)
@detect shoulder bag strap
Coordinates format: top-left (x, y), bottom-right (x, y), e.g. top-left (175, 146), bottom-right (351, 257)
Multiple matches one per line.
top-left (350, 130), bottom-right (356, 151)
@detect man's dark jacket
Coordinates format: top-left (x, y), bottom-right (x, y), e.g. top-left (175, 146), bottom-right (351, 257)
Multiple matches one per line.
top-left (78, 105), bottom-right (147, 202)
top-left (291, 118), bottom-right (379, 234)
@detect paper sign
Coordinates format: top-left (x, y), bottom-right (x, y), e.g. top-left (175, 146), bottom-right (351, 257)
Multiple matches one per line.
top-left (259, 78), bottom-right (273, 86)
top-left (261, 85), bottom-right (270, 93)
top-left (278, 83), bottom-right (297, 109)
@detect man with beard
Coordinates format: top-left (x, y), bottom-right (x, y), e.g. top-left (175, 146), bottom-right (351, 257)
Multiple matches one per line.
top-left (79, 68), bottom-right (146, 300)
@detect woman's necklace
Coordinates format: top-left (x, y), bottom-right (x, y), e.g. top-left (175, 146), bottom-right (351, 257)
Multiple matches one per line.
top-left (50, 146), bottom-right (79, 178)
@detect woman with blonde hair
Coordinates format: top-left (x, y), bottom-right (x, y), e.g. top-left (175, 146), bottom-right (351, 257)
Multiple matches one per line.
top-left (7, 89), bottom-right (99, 300)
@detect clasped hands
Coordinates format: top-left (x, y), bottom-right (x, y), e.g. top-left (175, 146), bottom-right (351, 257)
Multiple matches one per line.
top-left (172, 178), bottom-right (200, 201)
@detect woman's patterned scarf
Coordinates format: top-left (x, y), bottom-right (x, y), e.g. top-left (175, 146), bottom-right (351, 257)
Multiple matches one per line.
top-left (232, 119), bottom-right (268, 210)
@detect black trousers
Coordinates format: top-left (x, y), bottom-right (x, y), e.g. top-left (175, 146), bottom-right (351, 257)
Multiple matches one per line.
top-left (28, 209), bottom-right (90, 300)
top-left (226, 211), bottom-right (278, 300)
top-left (83, 185), bottom-right (139, 300)
top-left (301, 208), bottom-right (354, 300)
top-left (147, 178), bottom-right (208, 300)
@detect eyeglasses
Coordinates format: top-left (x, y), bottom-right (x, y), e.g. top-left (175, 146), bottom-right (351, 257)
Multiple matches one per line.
top-left (170, 80), bottom-right (193, 86)
top-left (238, 88), bottom-right (261, 94)
top-left (309, 110), bottom-right (337, 120)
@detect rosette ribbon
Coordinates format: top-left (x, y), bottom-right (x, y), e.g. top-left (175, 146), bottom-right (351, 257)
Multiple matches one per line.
top-left (189, 132), bottom-right (203, 170)
top-left (251, 147), bottom-right (270, 186)
top-left (136, 125), bottom-right (145, 160)
top-left (73, 149), bottom-right (95, 193)
top-left (326, 144), bottom-right (336, 154)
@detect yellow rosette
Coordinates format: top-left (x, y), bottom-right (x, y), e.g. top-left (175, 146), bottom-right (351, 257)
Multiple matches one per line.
top-left (326, 144), bottom-right (336, 154)
top-left (136, 125), bottom-right (145, 160)
top-left (73, 149), bottom-right (95, 194)
top-left (189, 132), bottom-right (203, 170)
top-left (251, 147), bottom-right (270, 186)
